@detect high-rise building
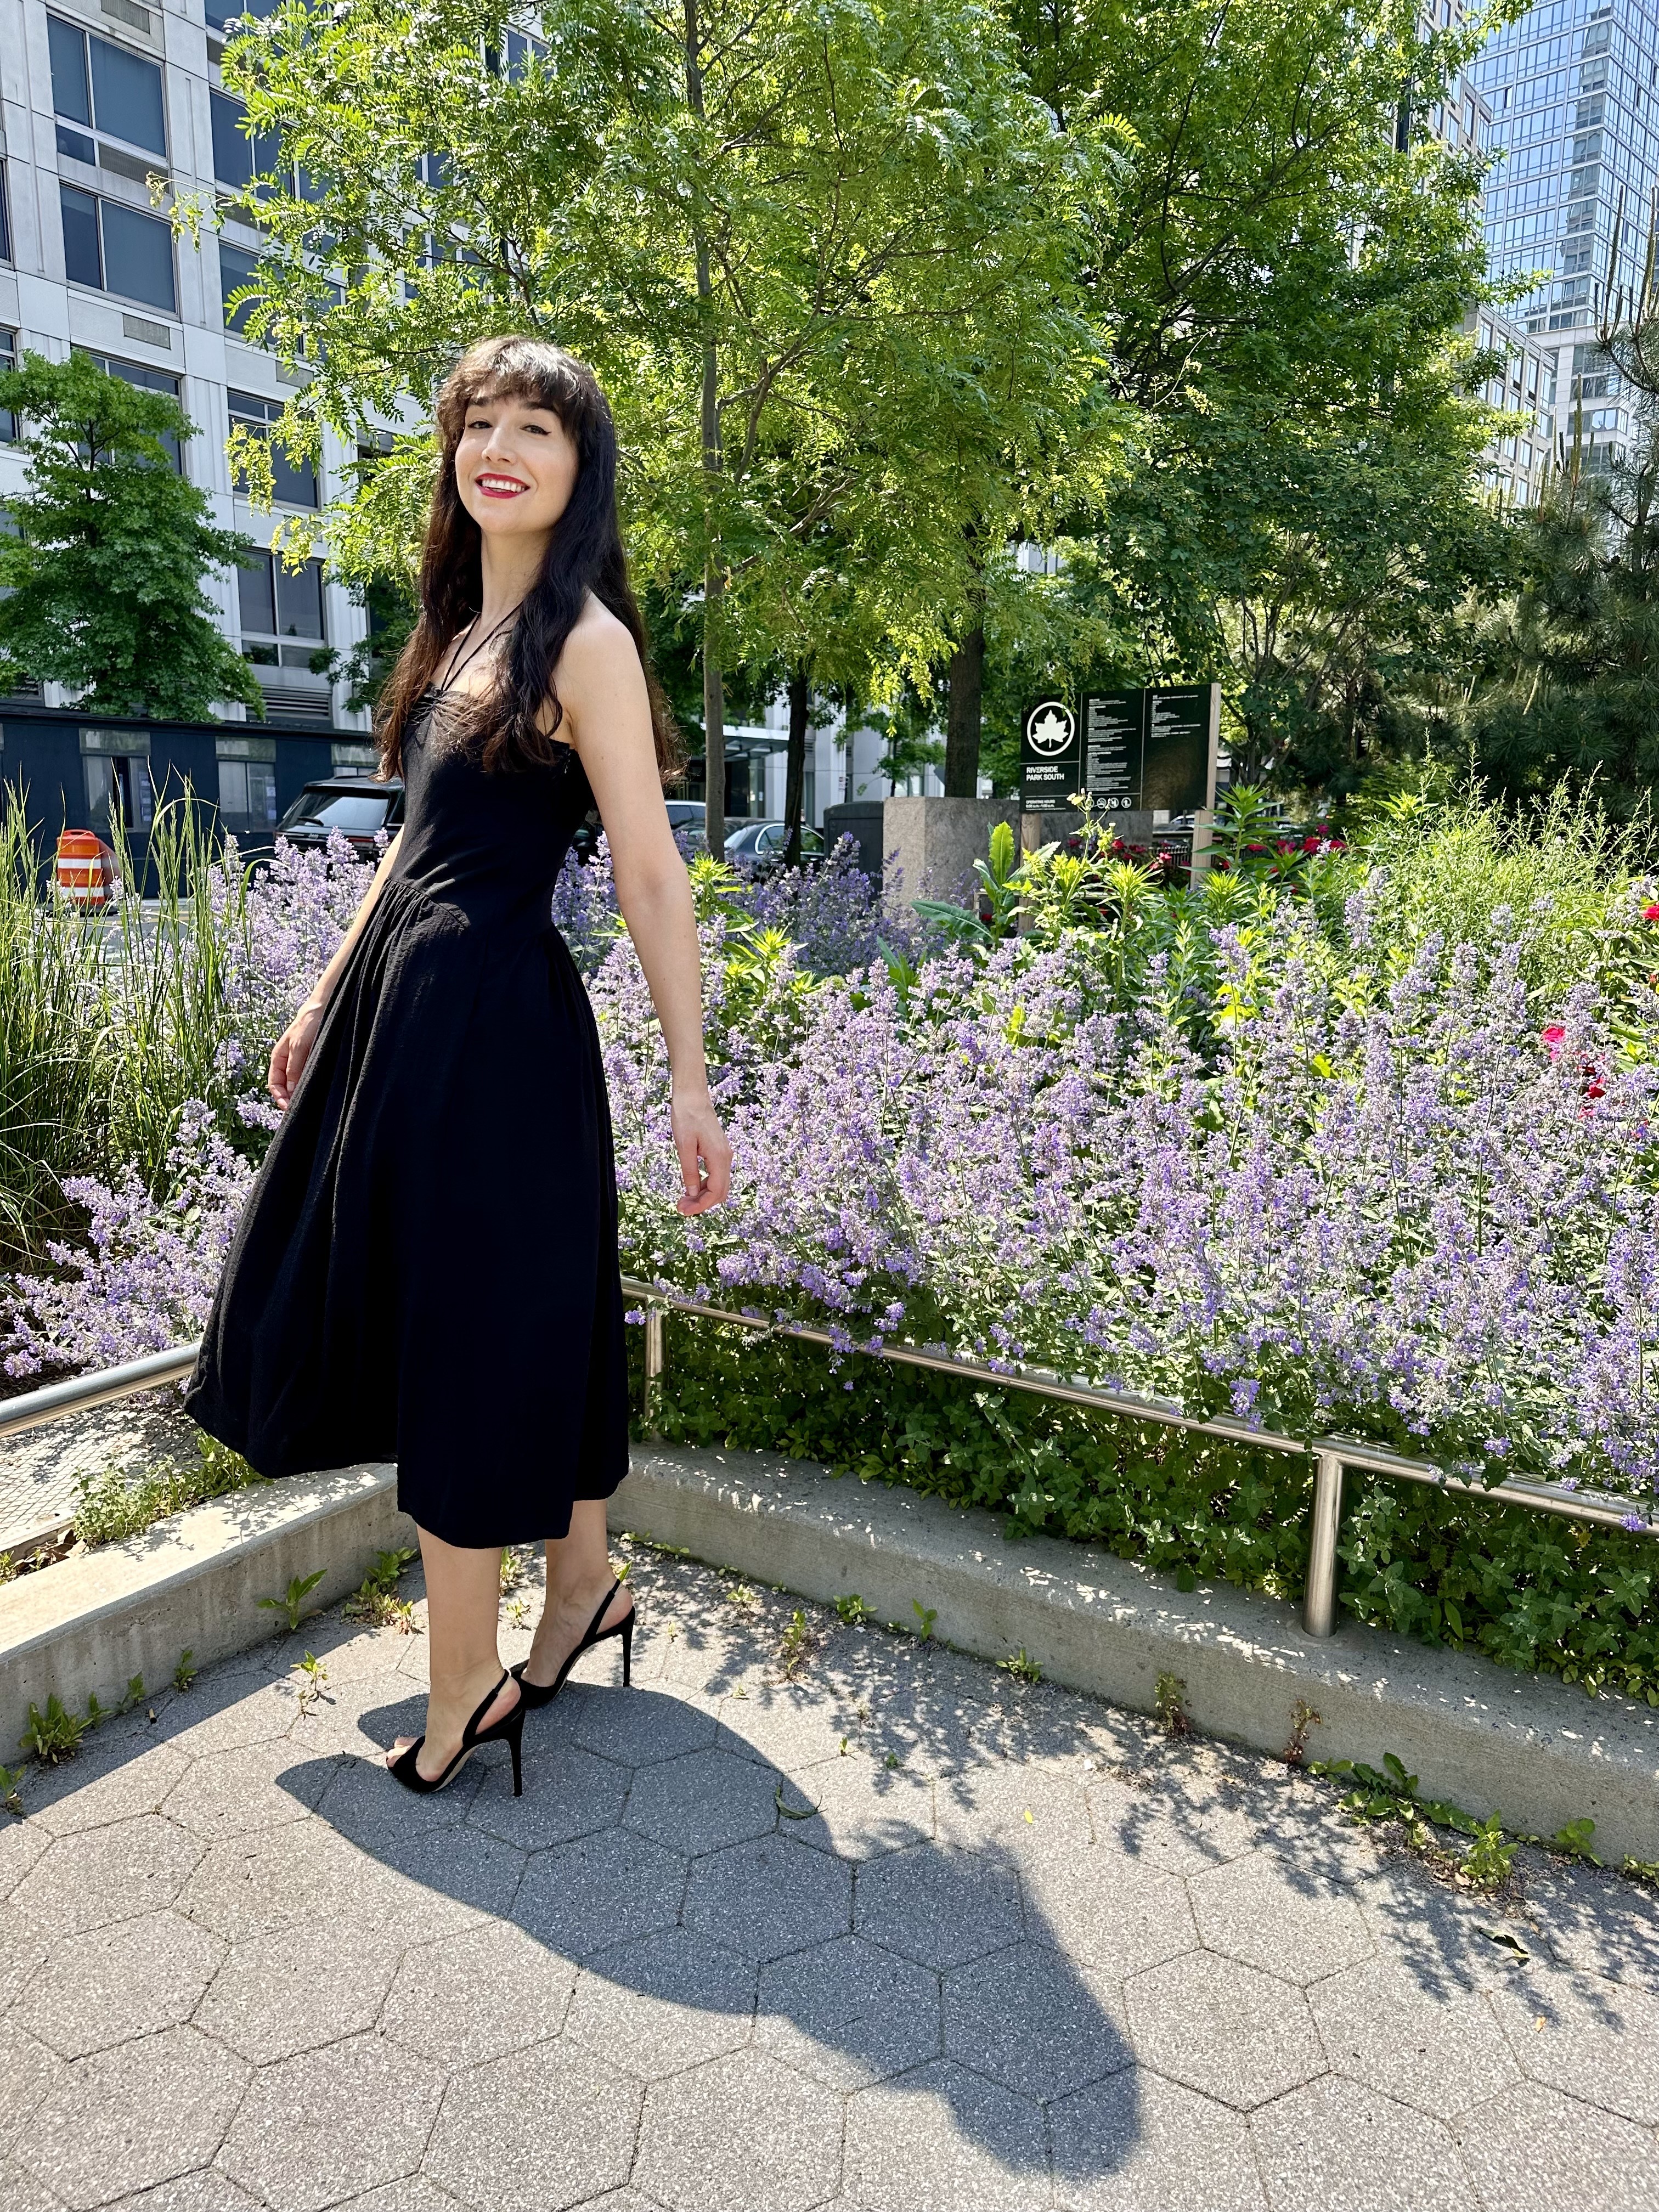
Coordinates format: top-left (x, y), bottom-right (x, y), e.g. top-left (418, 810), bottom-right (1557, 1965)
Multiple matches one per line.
top-left (0, 0), bottom-right (373, 740)
top-left (1474, 0), bottom-right (1659, 475)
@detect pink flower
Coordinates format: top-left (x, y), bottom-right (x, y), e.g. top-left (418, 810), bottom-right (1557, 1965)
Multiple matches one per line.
top-left (1542, 1025), bottom-right (1566, 1058)
top-left (1643, 902), bottom-right (1659, 922)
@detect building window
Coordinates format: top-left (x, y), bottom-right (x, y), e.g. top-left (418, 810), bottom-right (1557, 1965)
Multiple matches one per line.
top-left (82, 747), bottom-right (155, 833)
top-left (205, 0), bottom-right (281, 29)
top-left (210, 91), bottom-right (278, 191)
top-left (239, 552), bottom-right (326, 664)
top-left (0, 163), bottom-right (11, 263)
top-left (0, 329), bottom-right (15, 445)
top-left (48, 15), bottom-right (167, 160)
top-left (215, 735), bottom-right (278, 827)
top-left (228, 389), bottom-right (318, 506)
top-left (60, 185), bottom-right (177, 314)
top-left (72, 348), bottom-right (182, 467)
top-left (219, 240), bottom-right (262, 334)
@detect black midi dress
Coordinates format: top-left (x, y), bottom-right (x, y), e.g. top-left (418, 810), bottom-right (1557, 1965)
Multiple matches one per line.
top-left (185, 689), bottom-right (629, 1547)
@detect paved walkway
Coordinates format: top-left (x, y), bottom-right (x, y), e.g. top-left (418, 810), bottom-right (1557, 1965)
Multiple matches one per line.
top-left (3, 1542), bottom-right (1659, 2211)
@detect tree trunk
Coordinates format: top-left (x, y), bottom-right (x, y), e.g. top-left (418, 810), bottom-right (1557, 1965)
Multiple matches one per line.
top-left (944, 622), bottom-right (985, 797)
top-left (783, 664), bottom-right (809, 867)
top-left (685, 0), bottom-right (725, 857)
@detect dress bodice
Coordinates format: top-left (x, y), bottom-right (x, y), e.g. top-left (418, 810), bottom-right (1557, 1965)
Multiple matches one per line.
top-left (386, 687), bottom-right (592, 936)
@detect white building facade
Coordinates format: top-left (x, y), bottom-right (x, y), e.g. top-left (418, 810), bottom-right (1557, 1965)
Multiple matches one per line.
top-left (0, 0), bottom-right (372, 737)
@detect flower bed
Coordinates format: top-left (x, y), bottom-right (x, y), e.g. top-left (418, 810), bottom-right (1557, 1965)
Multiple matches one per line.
top-left (6, 787), bottom-right (1658, 1696)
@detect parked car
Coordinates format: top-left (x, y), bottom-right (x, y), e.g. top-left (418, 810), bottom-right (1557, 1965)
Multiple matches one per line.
top-left (275, 775), bottom-right (404, 859)
top-left (724, 820), bottom-right (826, 873)
top-left (665, 800), bottom-right (705, 841)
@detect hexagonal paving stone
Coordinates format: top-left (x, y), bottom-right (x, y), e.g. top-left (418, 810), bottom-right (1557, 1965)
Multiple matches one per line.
top-left (0, 1813), bottom-right (50, 1900)
top-left (1086, 1774), bottom-right (1259, 1879)
top-left (1490, 1970), bottom-right (1659, 2125)
top-left (25, 1743), bottom-right (194, 1838)
top-left (14, 1908), bottom-right (222, 2059)
top-left (103, 2172), bottom-right (267, 2209)
top-left (1451, 2080), bottom-right (1659, 2212)
top-left (684, 1834), bottom-right (852, 1961)
top-left (0, 1904), bottom-right (51, 2019)
top-left (466, 1739), bottom-right (630, 1852)
top-left (1051, 2068), bottom-right (1265, 2211)
top-left (423, 2038), bottom-right (641, 2212)
top-left (624, 1747), bottom-right (781, 1856)
top-left (0, 2154), bottom-right (65, 2212)
top-left (564, 1925), bottom-right (758, 2078)
top-left (381, 1919), bottom-right (576, 2066)
top-left (10, 1814), bottom-right (205, 1936)
top-left (757, 1933), bottom-right (942, 2090)
top-left (162, 1740), bottom-right (335, 1844)
top-left (1022, 1850), bottom-right (1199, 1980)
top-left (1253, 2075), bottom-right (1472, 2210)
top-left (373, 1820), bottom-right (527, 1928)
top-left (195, 1914), bottom-right (408, 2062)
top-left (20, 2026), bottom-right (250, 2211)
top-left (943, 1940), bottom-right (1130, 2102)
top-left (567, 1684), bottom-right (719, 1767)
top-left (716, 1683), bottom-right (863, 1775)
top-left (1124, 1953), bottom-right (1324, 2111)
top-left (319, 2185), bottom-right (461, 2212)
top-left (1188, 1850), bottom-right (1372, 1986)
top-left (789, 1757), bottom-right (935, 1863)
top-left (842, 2055), bottom-right (1051, 2212)
top-left (933, 1762), bottom-right (1093, 1861)
top-left (514, 1827), bottom-right (687, 1959)
top-left (315, 1747), bottom-right (483, 1848)
top-left (220, 2030), bottom-right (444, 2212)
top-left (0, 2017), bottom-right (65, 2159)
top-left (161, 1678), bottom-right (308, 1758)
top-left (1523, 1859), bottom-right (1659, 1993)
top-left (184, 1821), bottom-right (409, 1942)
top-left (633, 2050), bottom-right (844, 2212)
top-left (853, 1844), bottom-right (1023, 1972)
top-left (1309, 1957), bottom-right (1520, 2121)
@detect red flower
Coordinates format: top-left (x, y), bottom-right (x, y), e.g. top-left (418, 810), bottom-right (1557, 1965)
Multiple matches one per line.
top-left (1643, 902), bottom-right (1659, 922)
top-left (1542, 1025), bottom-right (1566, 1057)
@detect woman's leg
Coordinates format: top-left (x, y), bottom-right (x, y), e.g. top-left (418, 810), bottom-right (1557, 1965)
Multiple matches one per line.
top-left (522, 1497), bottom-right (633, 1690)
top-left (388, 1523), bottom-right (519, 1780)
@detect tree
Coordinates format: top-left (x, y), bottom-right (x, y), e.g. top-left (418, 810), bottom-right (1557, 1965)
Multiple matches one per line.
top-left (972, 0), bottom-right (1512, 797)
top-left (0, 352), bottom-right (263, 720)
top-left (206, 0), bottom-right (1114, 847)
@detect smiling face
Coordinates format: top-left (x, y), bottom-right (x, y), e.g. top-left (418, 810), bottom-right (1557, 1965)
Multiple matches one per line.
top-left (452, 386), bottom-right (580, 549)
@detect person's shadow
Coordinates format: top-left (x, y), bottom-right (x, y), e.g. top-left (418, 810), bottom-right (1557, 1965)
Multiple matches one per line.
top-left (280, 1661), bottom-right (1147, 2202)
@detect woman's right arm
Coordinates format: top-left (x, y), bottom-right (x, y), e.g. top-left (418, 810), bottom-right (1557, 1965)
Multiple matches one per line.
top-left (268, 829), bottom-right (403, 1108)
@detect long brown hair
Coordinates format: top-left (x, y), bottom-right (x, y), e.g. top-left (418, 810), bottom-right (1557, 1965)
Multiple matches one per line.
top-left (376, 336), bottom-right (680, 780)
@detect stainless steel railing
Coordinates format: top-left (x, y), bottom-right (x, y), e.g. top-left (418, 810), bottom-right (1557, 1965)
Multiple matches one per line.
top-left (2, 1286), bottom-right (1652, 1640)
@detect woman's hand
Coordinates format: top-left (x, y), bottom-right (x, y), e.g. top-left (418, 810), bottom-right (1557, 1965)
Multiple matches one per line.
top-left (268, 1001), bottom-right (326, 1110)
top-left (670, 1087), bottom-right (731, 1215)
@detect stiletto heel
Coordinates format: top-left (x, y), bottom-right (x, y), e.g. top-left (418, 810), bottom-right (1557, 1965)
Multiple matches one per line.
top-left (513, 1577), bottom-right (636, 1708)
top-left (388, 1671), bottom-right (523, 1796)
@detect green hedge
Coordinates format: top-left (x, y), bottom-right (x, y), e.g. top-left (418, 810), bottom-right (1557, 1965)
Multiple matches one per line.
top-left (633, 1317), bottom-right (1659, 1707)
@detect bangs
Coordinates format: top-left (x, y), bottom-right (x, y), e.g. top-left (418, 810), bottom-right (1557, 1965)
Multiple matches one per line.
top-left (442, 338), bottom-right (602, 436)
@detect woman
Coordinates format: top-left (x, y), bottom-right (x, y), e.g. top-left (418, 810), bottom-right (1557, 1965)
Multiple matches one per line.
top-left (187, 335), bottom-right (731, 1796)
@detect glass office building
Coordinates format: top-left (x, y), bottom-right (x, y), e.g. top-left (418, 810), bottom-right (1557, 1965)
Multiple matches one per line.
top-left (1474, 0), bottom-right (1659, 470)
top-left (0, 0), bottom-right (371, 735)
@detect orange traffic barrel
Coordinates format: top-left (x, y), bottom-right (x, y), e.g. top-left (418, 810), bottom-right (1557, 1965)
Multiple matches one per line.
top-left (55, 830), bottom-right (114, 909)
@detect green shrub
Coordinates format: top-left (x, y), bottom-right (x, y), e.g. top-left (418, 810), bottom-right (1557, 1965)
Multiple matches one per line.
top-left (640, 1317), bottom-right (1659, 1705)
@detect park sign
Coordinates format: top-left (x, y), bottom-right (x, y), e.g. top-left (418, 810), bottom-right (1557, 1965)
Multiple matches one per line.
top-left (1021, 685), bottom-right (1221, 816)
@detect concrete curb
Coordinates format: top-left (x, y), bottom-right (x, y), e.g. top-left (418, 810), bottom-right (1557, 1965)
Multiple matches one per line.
top-left (610, 1445), bottom-right (1659, 1866)
top-left (0, 1464), bottom-right (411, 1756)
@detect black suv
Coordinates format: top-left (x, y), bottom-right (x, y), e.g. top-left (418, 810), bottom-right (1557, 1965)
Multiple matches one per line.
top-left (275, 775), bottom-right (405, 859)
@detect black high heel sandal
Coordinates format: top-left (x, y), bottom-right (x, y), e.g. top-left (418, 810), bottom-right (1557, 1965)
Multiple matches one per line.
top-left (388, 1670), bottom-right (525, 1797)
top-left (512, 1578), bottom-right (635, 1709)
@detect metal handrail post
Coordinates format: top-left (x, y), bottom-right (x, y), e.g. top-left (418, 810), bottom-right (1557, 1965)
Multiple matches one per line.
top-left (1304, 1449), bottom-right (1346, 1639)
top-left (642, 1306), bottom-right (665, 1430)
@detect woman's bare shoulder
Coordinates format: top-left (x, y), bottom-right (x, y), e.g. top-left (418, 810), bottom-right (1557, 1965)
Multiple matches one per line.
top-left (559, 592), bottom-right (635, 677)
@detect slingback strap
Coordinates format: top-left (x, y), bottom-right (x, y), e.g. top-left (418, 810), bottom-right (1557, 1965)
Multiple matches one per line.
top-left (579, 1579), bottom-right (622, 1647)
top-left (464, 1669), bottom-right (514, 1738)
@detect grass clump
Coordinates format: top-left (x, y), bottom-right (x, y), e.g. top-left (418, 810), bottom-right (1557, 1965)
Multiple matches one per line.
top-left (72, 1432), bottom-right (263, 1547)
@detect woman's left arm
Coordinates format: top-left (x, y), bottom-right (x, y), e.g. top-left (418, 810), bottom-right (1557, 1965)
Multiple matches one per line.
top-left (557, 607), bottom-right (731, 1217)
